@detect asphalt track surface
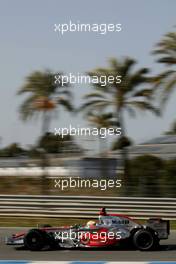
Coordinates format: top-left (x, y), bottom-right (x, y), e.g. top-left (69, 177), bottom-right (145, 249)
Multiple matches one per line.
top-left (0, 228), bottom-right (176, 261)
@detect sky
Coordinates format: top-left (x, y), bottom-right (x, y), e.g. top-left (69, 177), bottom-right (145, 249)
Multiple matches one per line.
top-left (0, 0), bottom-right (176, 152)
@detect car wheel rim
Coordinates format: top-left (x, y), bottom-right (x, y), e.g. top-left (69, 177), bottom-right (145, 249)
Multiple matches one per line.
top-left (137, 233), bottom-right (153, 249)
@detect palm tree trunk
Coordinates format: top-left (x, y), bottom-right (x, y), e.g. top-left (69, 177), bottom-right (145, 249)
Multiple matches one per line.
top-left (98, 134), bottom-right (107, 179)
top-left (118, 110), bottom-right (130, 194)
top-left (41, 110), bottom-right (50, 195)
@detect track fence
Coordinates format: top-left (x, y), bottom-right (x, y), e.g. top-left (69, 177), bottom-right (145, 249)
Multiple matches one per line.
top-left (0, 195), bottom-right (176, 220)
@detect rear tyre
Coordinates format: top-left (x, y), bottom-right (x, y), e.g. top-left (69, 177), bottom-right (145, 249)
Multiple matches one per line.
top-left (133, 229), bottom-right (156, 251)
top-left (24, 229), bottom-right (46, 251)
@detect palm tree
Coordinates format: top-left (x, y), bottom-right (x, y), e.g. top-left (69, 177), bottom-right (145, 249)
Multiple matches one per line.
top-left (81, 57), bottom-right (159, 184)
top-left (17, 70), bottom-right (73, 194)
top-left (152, 31), bottom-right (176, 105)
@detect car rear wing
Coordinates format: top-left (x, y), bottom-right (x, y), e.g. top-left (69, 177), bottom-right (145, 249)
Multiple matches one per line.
top-left (146, 218), bottom-right (170, 239)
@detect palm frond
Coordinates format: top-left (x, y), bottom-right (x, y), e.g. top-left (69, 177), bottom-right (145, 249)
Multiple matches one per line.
top-left (108, 58), bottom-right (136, 86)
top-left (84, 92), bottom-right (106, 100)
top-left (126, 101), bottom-right (160, 116)
top-left (18, 95), bottom-right (38, 121)
top-left (157, 57), bottom-right (176, 64)
top-left (161, 76), bottom-right (176, 104)
top-left (132, 89), bottom-right (153, 98)
top-left (57, 98), bottom-right (74, 111)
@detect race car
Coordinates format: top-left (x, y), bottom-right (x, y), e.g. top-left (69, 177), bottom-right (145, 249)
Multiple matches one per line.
top-left (5, 208), bottom-right (170, 251)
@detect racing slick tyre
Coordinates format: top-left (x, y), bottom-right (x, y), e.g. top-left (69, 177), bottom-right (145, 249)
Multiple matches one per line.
top-left (24, 229), bottom-right (46, 251)
top-left (133, 229), bottom-right (156, 251)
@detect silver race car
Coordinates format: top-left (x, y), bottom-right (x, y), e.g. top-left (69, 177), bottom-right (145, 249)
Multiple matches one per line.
top-left (6, 208), bottom-right (170, 251)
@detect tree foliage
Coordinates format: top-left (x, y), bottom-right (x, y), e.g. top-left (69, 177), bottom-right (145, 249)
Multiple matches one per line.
top-left (152, 31), bottom-right (176, 105)
top-left (17, 70), bottom-right (73, 122)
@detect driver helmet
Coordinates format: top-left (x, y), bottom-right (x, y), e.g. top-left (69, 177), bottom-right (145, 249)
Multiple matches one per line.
top-left (86, 220), bottom-right (96, 228)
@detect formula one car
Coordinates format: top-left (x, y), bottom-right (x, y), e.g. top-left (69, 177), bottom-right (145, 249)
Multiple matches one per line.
top-left (6, 208), bottom-right (170, 251)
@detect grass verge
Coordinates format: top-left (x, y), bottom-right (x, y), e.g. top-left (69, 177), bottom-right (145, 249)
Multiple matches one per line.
top-left (0, 217), bottom-right (175, 229)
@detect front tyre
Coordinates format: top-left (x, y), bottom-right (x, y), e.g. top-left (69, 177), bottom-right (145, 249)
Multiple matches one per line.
top-left (24, 229), bottom-right (46, 251)
top-left (133, 229), bottom-right (156, 251)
